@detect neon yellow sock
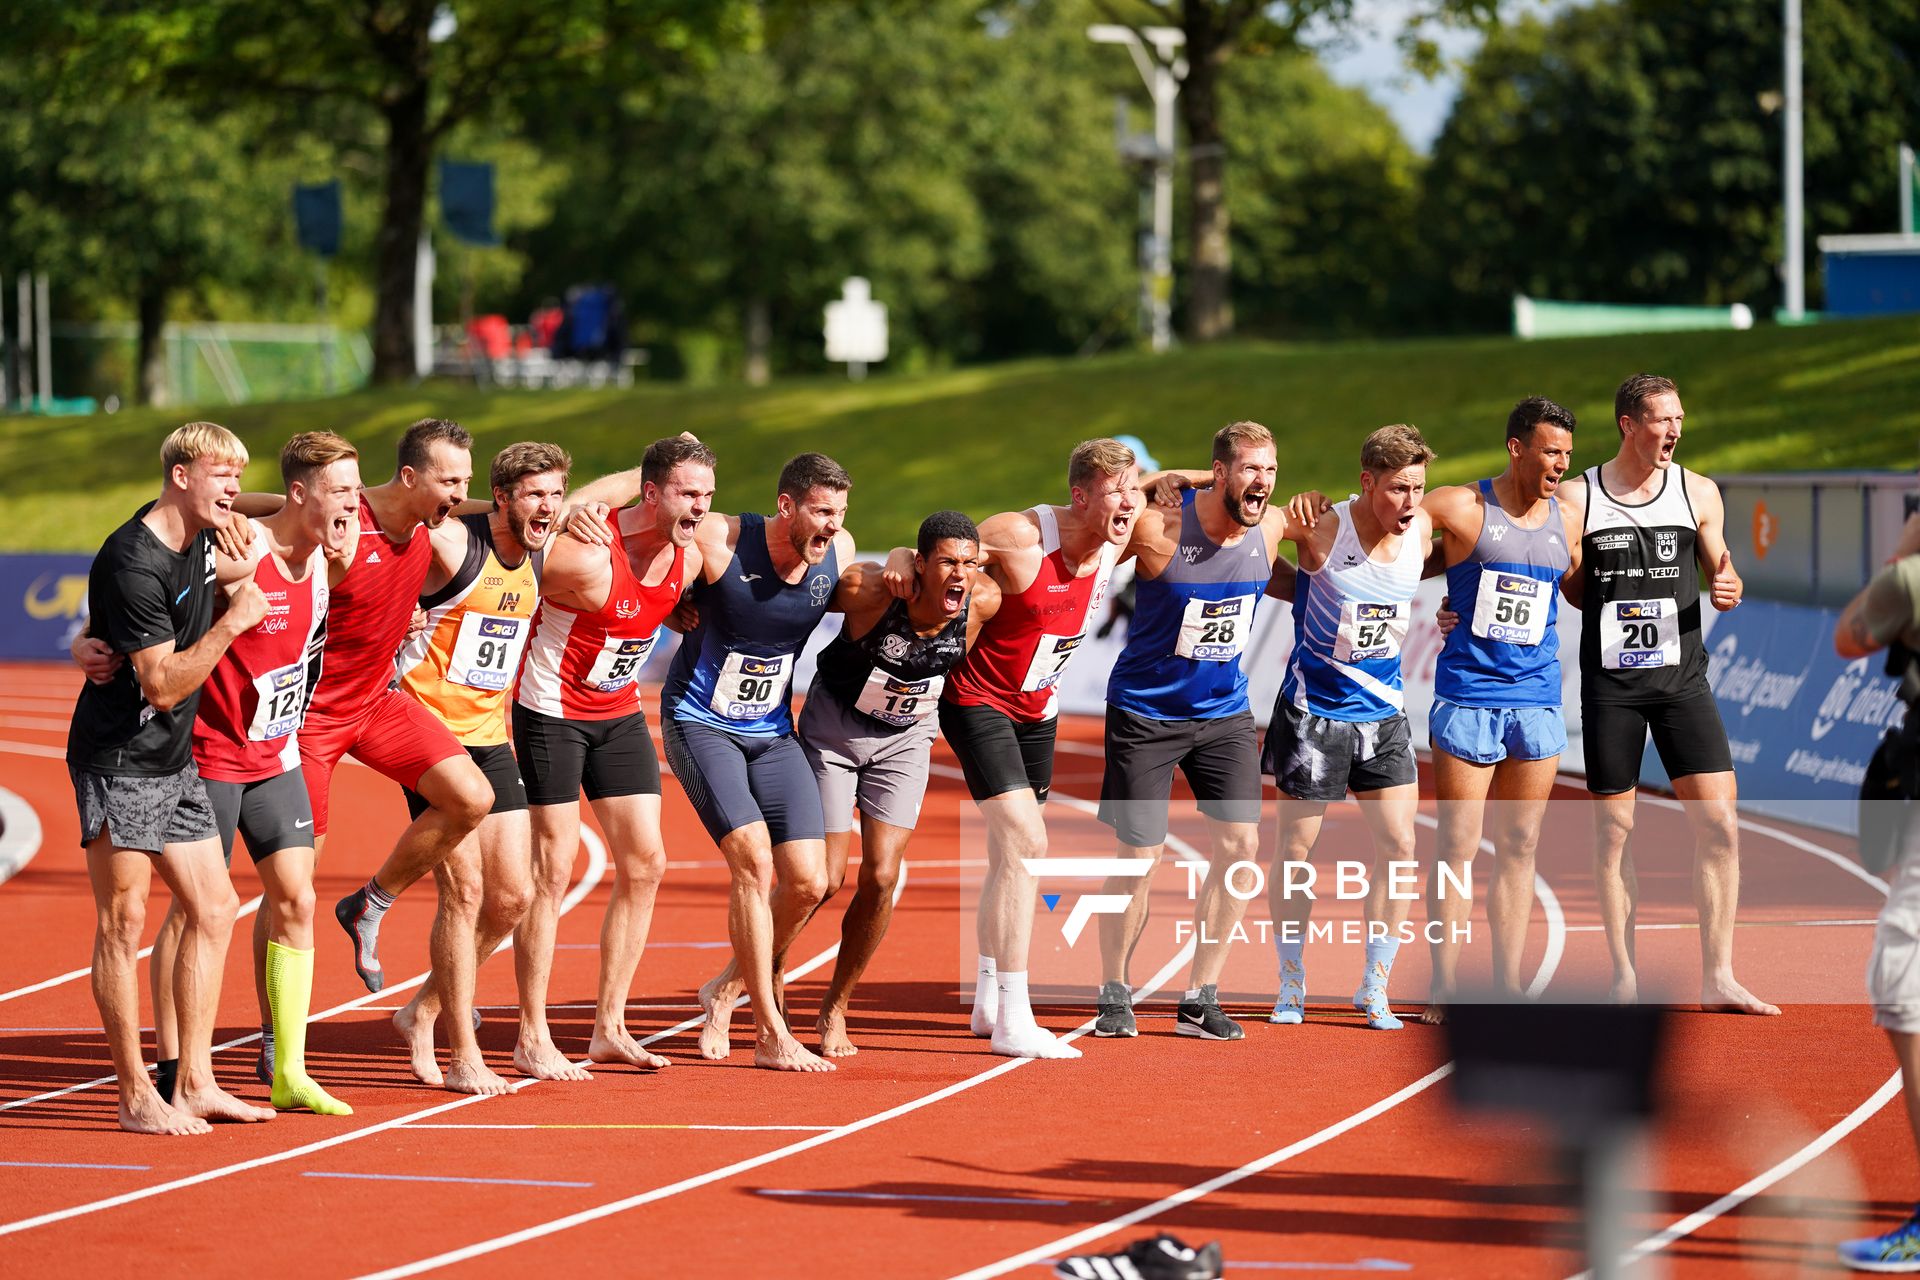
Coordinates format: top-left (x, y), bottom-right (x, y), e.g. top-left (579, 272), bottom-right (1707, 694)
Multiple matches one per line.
top-left (266, 941), bottom-right (353, 1115)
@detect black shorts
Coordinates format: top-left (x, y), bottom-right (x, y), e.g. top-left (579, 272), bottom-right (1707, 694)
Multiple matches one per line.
top-left (206, 769), bottom-right (315, 866)
top-left (1581, 689), bottom-right (1733, 796)
top-left (938, 700), bottom-right (1057, 804)
top-left (512, 705), bottom-right (661, 807)
top-left (406, 743), bottom-right (528, 820)
top-left (1261, 701), bottom-right (1417, 802)
top-left (661, 712), bottom-right (824, 846)
top-left (1098, 707), bottom-right (1262, 847)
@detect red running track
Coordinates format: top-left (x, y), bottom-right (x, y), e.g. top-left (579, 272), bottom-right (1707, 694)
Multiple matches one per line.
top-left (0, 660), bottom-right (1911, 1278)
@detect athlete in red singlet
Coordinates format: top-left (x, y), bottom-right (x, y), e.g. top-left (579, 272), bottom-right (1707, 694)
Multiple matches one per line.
top-left (508, 435), bottom-right (710, 1082)
top-left (258, 419), bottom-right (495, 995)
top-left (893, 439), bottom-right (1143, 1059)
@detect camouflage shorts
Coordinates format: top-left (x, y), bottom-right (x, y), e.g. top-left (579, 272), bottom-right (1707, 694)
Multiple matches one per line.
top-left (70, 761), bottom-right (218, 854)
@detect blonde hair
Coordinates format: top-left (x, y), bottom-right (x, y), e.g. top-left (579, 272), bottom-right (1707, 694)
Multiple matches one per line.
top-left (1360, 424), bottom-right (1435, 474)
top-left (1212, 420), bottom-right (1274, 466)
top-left (160, 421), bottom-right (248, 477)
top-left (1067, 438), bottom-right (1137, 493)
top-left (280, 431), bottom-right (359, 489)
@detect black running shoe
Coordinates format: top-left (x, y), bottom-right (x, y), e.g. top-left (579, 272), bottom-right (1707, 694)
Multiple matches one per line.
top-left (1175, 985), bottom-right (1243, 1041)
top-left (1054, 1233), bottom-right (1224, 1280)
top-left (1094, 981), bottom-right (1137, 1038)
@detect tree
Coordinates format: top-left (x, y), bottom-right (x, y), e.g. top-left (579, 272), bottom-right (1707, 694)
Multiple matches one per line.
top-left (1089, 0), bottom-right (1498, 343)
top-left (1420, 0), bottom-right (1920, 326)
top-left (26, 1), bottom-right (752, 385)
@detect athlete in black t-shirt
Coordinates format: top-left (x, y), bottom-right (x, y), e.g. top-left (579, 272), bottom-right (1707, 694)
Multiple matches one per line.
top-left (68, 422), bottom-right (275, 1135)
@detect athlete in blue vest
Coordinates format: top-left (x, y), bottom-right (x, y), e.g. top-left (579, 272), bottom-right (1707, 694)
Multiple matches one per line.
top-left (1093, 421), bottom-right (1293, 1042)
top-left (1419, 397), bottom-right (1578, 1020)
top-left (1265, 425), bottom-right (1434, 1031)
top-left (661, 452), bottom-right (857, 1073)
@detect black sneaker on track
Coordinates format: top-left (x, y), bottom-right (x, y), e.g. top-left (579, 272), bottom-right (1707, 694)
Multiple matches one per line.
top-left (1174, 985), bottom-right (1243, 1041)
top-left (1054, 1234), bottom-right (1223, 1280)
top-left (1094, 981), bottom-right (1137, 1038)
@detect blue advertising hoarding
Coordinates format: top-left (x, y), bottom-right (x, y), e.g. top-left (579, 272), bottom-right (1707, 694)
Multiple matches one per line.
top-left (0, 554), bottom-right (94, 661)
top-left (1645, 598), bottom-right (1906, 834)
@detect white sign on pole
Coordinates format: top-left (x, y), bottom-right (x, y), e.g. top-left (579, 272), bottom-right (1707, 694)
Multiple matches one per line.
top-left (824, 276), bottom-right (887, 379)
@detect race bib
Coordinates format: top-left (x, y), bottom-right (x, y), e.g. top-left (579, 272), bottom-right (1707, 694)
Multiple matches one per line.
top-left (447, 612), bottom-right (529, 692)
top-left (248, 661), bottom-right (306, 741)
top-left (1600, 598), bottom-right (1679, 670)
top-left (1470, 572), bottom-right (1549, 647)
top-left (583, 633), bottom-right (656, 693)
top-left (709, 651), bottom-right (793, 720)
top-left (1021, 632), bottom-right (1085, 693)
top-left (854, 668), bottom-right (943, 727)
top-left (1174, 595), bottom-right (1254, 662)
top-left (1333, 600), bottom-right (1408, 664)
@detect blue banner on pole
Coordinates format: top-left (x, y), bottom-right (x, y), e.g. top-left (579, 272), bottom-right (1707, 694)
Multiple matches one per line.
top-left (1647, 598), bottom-right (1906, 833)
top-left (0, 554), bottom-right (95, 660)
top-left (439, 160), bottom-right (498, 247)
top-left (293, 181), bottom-right (343, 258)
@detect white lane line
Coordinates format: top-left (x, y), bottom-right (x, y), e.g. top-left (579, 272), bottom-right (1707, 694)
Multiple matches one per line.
top-left (0, 829), bottom-right (610, 1235)
top-left (0, 828), bottom-right (604, 1113)
top-left (1407, 812), bottom-right (1567, 998)
top-left (402, 1124), bottom-right (839, 1132)
top-left (948, 1064), bottom-right (1457, 1280)
top-left (304, 1171), bottom-right (593, 1189)
top-left (0, 783), bottom-right (44, 887)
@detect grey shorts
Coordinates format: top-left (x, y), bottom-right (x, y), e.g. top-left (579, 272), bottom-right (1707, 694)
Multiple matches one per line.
top-left (205, 769), bottom-right (316, 867)
top-left (1098, 706), bottom-right (1262, 848)
top-left (798, 684), bottom-right (937, 833)
top-left (1260, 701), bottom-right (1417, 802)
top-left (1871, 838), bottom-right (1920, 1033)
top-left (71, 760), bottom-right (219, 855)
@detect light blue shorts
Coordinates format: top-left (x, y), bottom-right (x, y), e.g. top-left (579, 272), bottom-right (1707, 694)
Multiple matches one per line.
top-left (1429, 698), bottom-right (1566, 765)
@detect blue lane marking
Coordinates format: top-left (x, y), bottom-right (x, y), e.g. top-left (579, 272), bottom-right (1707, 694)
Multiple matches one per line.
top-left (303, 1172), bottom-right (592, 1189)
top-left (756, 1188), bottom-right (1071, 1207)
top-left (0, 1160), bottom-right (151, 1171)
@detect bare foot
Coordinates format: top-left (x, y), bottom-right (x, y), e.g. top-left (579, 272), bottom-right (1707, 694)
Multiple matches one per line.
top-left (754, 1035), bottom-right (836, 1072)
top-left (512, 1041), bottom-right (593, 1082)
top-left (1608, 973), bottom-right (1638, 1005)
top-left (1420, 989), bottom-right (1450, 1026)
top-left (1702, 978), bottom-right (1781, 1016)
top-left (444, 1055), bottom-right (514, 1096)
top-left (817, 1007), bottom-right (857, 1058)
top-left (119, 1087), bottom-right (211, 1136)
top-left (393, 1002), bottom-right (443, 1087)
top-left (175, 1083), bottom-right (275, 1123)
top-left (698, 974), bottom-right (742, 1062)
top-left (588, 1027), bottom-right (672, 1071)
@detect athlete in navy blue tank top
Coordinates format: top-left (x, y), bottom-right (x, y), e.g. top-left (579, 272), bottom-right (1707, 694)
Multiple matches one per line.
top-left (1092, 422), bottom-right (1291, 1042)
top-left (1420, 397), bottom-right (1581, 1018)
top-left (660, 452), bottom-right (860, 1074)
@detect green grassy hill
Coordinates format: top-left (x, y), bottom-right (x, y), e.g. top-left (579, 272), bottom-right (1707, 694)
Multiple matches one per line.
top-left (4, 316), bottom-right (1915, 552)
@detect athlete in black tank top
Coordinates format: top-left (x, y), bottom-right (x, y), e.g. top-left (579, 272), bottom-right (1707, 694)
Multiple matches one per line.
top-left (814, 596), bottom-right (970, 730)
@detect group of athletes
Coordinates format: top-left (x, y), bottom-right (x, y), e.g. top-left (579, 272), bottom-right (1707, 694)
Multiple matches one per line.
top-left (64, 370), bottom-right (1776, 1137)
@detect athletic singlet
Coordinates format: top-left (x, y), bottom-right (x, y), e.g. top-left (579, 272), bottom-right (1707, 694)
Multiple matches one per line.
top-left (1579, 463), bottom-right (1707, 704)
top-left (306, 497), bottom-right (434, 725)
top-left (663, 512), bottom-right (839, 737)
top-left (395, 513), bottom-right (540, 745)
top-left (1107, 488), bottom-right (1271, 720)
top-left (193, 542), bottom-right (328, 783)
top-left (812, 596), bottom-right (970, 732)
top-left (1281, 499), bottom-right (1423, 723)
top-left (516, 516), bottom-right (686, 722)
top-left (944, 506), bottom-right (1118, 724)
top-left (1435, 478), bottom-right (1570, 710)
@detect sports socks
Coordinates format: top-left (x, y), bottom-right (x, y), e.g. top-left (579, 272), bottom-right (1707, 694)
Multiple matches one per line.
top-left (154, 1057), bottom-right (178, 1103)
top-left (990, 970), bottom-right (1080, 1059)
top-left (335, 879), bottom-right (396, 993)
top-left (1271, 938), bottom-right (1306, 1025)
top-left (970, 955), bottom-right (998, 1037)
top-left (1354, 936), bottom-right (1403, 1030)
top-left (256, 1024), bottom-right (275, 1085)
top-left (265, 941), bottom-right (352, 1115)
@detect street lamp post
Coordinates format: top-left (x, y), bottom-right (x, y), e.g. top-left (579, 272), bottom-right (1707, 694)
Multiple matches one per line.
top-left (1089, 24), bottom-right (1185, 354)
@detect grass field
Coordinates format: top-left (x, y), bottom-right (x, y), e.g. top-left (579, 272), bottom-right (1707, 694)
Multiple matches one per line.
top-left (3, 316), bottom-right (1915, 552)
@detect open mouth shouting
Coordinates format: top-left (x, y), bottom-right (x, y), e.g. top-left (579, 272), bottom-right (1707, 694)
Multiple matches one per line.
top-left (1395, 509), bottom-right (1417, 532)
top-left (526, 516), bottom-right (552, 545)
top-left (431, 501), bottom-right (455, 527)
top-left (1658, 437), bottom-right (1678, 463)
top-left (941, 581), bottom-right (967, 615)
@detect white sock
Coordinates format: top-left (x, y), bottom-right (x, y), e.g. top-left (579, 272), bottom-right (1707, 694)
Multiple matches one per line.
top-left (995, 970), bottom-right (1038, 1035)
top-left (1184, 988), bottom-right (1202, 1001)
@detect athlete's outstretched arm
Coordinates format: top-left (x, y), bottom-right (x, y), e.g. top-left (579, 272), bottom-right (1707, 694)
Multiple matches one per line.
top-left (1555, 476), bottom-right (1588, 609)
top-left (963, 573), bottom-right (1003, 648)
top-left (831, 561), bottom-right (889, 623)
top-left (126, 570), bottom-right (272, 712)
